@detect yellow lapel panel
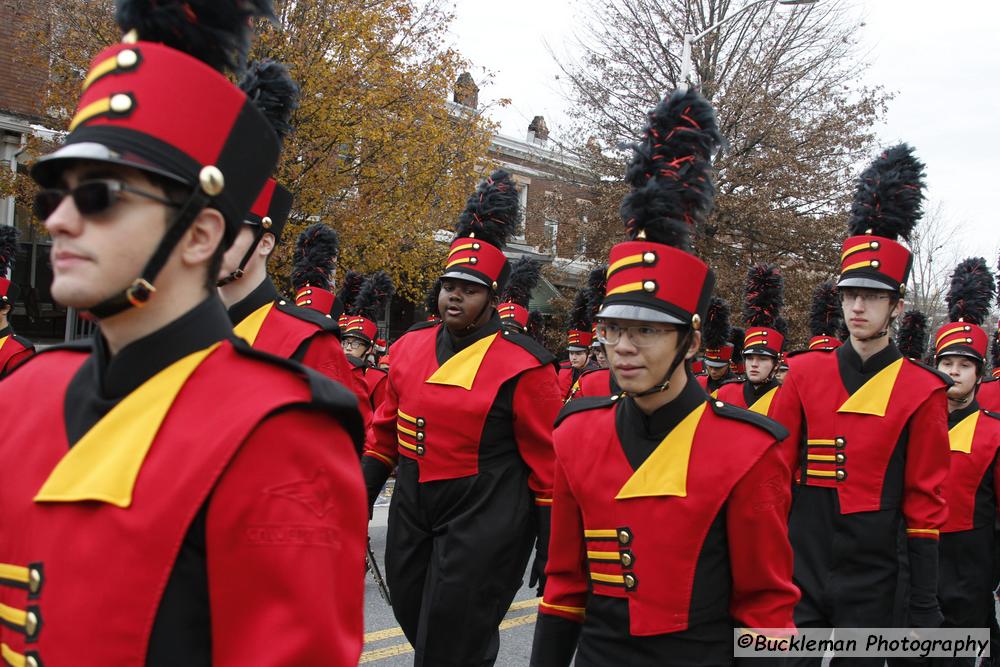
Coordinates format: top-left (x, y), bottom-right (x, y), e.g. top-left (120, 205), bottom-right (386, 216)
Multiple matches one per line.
top-left (837, 358), bottom-right (903, 417)
top-left (0, 336), bottom-right (8, 352)
top-left (616, 402), bottom-right (707, 500)
top-left (948, 410), bottom-right (980, 454)
top-left (425, 333), bottom-right (497, 391)
top-left (34, 343), bottom-right (220, 508)
top-left (232, 302), bottom-right (273, 346)
top-left (710, 388), bottom-right (719, 399)
top-left (750, 386), bottom-right (779, 416)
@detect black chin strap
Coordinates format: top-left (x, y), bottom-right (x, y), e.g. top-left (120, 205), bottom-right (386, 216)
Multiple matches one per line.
top-left (626, 329), bottom-right (693, 398)
top-left (86, 187), bottom-right (211, 320)
top-left (854, 305), bottom-right (896, 343)
top-left (461, 293), bottom-right (495, 333)
top-left (217, 225), bottom-right (264, 287)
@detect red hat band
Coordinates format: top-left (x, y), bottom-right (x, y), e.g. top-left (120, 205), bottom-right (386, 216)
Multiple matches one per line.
top-left (838, 235), bottom-right (912, 294)
top-left (498, 302), bottom-right (529, 328)
top-left (344, 316), bottom-right (377, 343)
top-left (442, 237), bottom-right (508, 290)
top-left (744, 327), bottom-right (783, 358)
top-left (808, 335), bottom-right (842, 351)
top-left (567, 329), bottom-right (594, 350)
top-left (248, 179), bottom-right (294, 242)
top-left (32, 42), bottom-right (278, 230)
top-left (934, 321), bottom-right (987, 361)
top-left (601, 241), bottom-right (713, 326)
top-left (704, 345), bottom-right (734, 363)
top-left (295, 286), bottom-right (336, 316)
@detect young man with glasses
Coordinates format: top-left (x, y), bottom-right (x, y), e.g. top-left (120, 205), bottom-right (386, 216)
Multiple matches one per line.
top-left (0, 4), bottom-right (367, 665)
top-left (530, 89), bottom-right (797, 667)
top-left (340, 272), bottom-right (393, 414)
top-left (696, 297), bottom-right (734, 397)
top-left (771, 146), bottom-right (951, 664)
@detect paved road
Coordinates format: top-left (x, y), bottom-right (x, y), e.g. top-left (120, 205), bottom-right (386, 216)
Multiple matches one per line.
top-left (361, 501), bottom-right (538, 666)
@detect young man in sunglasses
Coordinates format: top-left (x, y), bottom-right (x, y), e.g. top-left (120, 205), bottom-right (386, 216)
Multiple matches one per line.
top-left (0, 4), bottom-right (367, 666)
top-left (531, 89), bottom-right (797, 667)
top-left (771, 146), bottom-right (950, 663)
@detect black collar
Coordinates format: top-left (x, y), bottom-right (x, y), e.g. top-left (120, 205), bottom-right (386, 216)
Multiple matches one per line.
top-left (227, 277), bottom-right (280, 326)
top-left (837, 339), bottom-right (902, 395)
top-left (93, 296), bottom-right (233, 399)
top-left (0, 326), bottom-right (11, 339)
top-left (617, 372), bottom-right (706, 470)
top-left (948, 399), bottom-right (980, 429)
top-left (744, 377), bottom-right (780, 407)
top-left (436, 311), bottom-right (501, 365)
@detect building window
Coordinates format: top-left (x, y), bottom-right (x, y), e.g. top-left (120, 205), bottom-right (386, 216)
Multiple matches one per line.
top-left (514, 182), bottom-right (528, 243)
top-left (544, 191), bottom-right (560, 255)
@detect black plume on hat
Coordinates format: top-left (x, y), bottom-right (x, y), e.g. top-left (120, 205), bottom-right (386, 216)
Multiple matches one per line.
top-left (454, 170), bottom-right (519, 250)
top-left (620, 88), bottom-right (721, 251)
top-left (291, 223), bottom-right (338, 291)
top-left (503, 258), bottom-right (542, 307)
top-left (847, 144), bottom-right (926, 241)
top-left (569, 283), bottom-right (592, 332)
top-left (352, 271), bottom-right (394, 321)
top-left (0, 226), bottom-right (18, 276)
top-left (240, 59), bottom-right (300, 147)
top-left (946, 257), bottom-right (995, 325)
top-left (729, 327), bottom-right (745, 364)
top-left (424, 278), bottom-right (442, 318)
top-left (586, 266), bottom-right (608, 322)
top-left (704, 297), bottom-right (731, 349)
top-left (337, 271), bottom-right (365, 315)
top-left (896, 310), bottom-right (929, 360)
top-left (743, 264), bottom-right (784, 328)
top-left (527, 310), bottom-right (545, 344)
top-left (115, 0), bottom-right (275, 74)
top-left (809, 281), bottom-right (842, 337)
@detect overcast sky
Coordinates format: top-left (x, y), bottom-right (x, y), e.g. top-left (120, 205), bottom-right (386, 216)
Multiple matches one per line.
top-left (447, 0), bottom-right (1000, 262)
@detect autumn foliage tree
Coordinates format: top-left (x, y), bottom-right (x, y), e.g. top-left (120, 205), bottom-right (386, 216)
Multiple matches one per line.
top-left (554, 0), bottom-right (890, 346)
top-left (7, 0), bottom-right (497, 303)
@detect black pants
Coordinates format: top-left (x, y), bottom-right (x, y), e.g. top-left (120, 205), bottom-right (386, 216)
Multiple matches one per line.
top-left (384, 457), bottom-right (535, 667)
top-left (785, 486), bottom-right (901, 666)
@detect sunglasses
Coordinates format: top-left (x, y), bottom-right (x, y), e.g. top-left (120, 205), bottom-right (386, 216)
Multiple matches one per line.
top-left (33, 179), bottom-right (180, 221)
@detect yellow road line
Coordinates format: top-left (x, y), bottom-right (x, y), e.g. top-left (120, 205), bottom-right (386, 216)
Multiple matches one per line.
top-left (363, 597), bottom-right (539, 644)
top-left (359, 613), bottom-right (538, 663)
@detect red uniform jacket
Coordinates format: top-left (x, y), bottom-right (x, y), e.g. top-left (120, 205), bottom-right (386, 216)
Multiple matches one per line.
top-left (977, 379), bottom-right (1000, 412)
top-left (771, 346), bottom-right (950, 535)
top-left (0, 330), bottom-right (34, 379)
top-left (558, 366), bottom-right (577, 401)
top-left (566, 368), bottom-right (615, 401)
top-left (232, 295), bottom-right (373, 436)
top-left (942, 405), bottom-right (1000, 533)
top-left (365, 322), bottom-right (559, 504)
top-left (0, 340), bottom-right (366, 666)
top-left (715, 379), bottom-right (781, 418)
top-left (349, 358), bottom-right (388, 414)
top-left (540, 392), bottom-right (798, 636)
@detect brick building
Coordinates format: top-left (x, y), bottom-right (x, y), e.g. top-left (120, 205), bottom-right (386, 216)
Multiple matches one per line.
top-left (0, 0), bottom-right (69, 342)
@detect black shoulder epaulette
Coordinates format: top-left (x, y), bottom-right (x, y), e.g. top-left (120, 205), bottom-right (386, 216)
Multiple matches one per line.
top-left (405, 320), bottom-right (440, 334)
top-left (707, 398), bottom-right (788, 441)
top-left (719, 376), bottom-right (744, 387)
top-left (229, 337), bottom-right (365, 455)
top-left (273, 299), bottom-right (341, 338)
top-left (982, 409), bottom-right (1000, 422)
top-left (366, 365), bottom-right (388, 377)
top-left (500, 329), bottom-right (556, 366)
top-left (11, 334), bottom-right (35, 351)
top-left (33, 337), bottom-right (92, 356)
top-left (785, 347), bottom-right (834, 359)
top-left (905, 357), bottom-right (954, 387)
top-left (555, 394), bottom-right (617, 428)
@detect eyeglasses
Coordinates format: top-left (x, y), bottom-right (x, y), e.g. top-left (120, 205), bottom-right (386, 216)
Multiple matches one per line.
top-left (839, 289), bottom-right (891, 304)
top-left (342, 338), bottom-right (368, 350)
top-left (33, 179), bottom-right (180, 221)
top-left (595, 322), bottom-right (678, 347)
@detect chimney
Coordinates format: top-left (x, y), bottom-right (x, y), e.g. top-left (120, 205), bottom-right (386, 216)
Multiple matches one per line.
top-left (527, 116), bottom-right (549, 145)
top-left (454, 72), bottom-right (479, 109)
